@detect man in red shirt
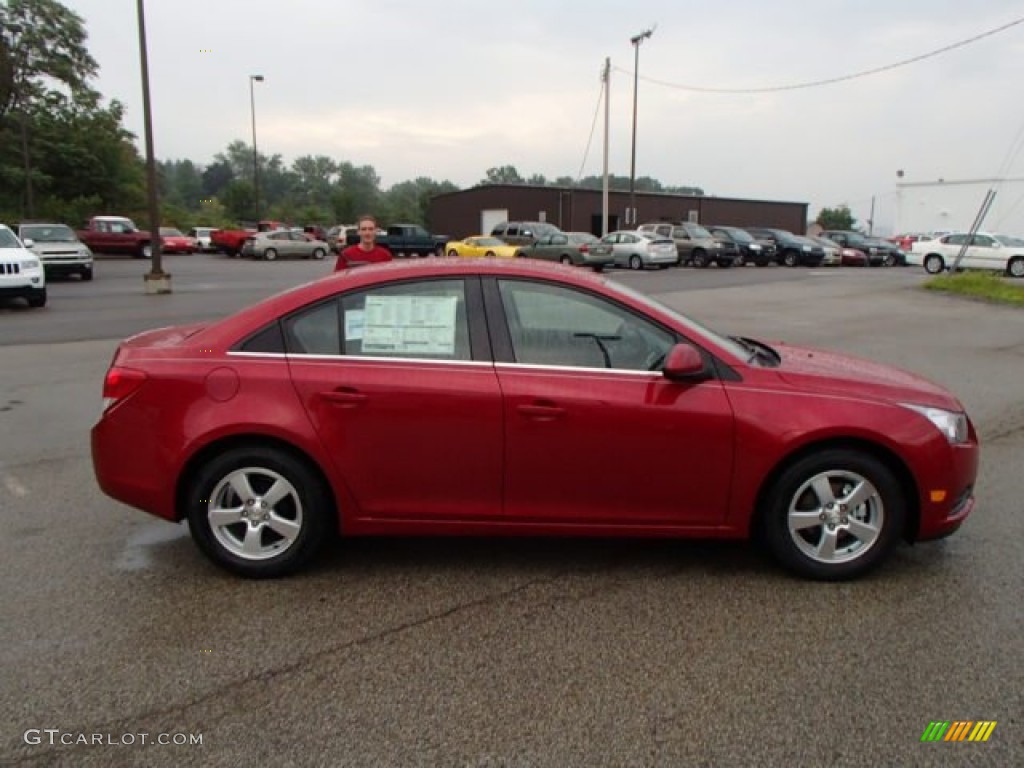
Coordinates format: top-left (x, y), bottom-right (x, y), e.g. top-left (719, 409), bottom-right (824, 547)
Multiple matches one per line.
top-left (334, 214), bottom-right (393, 271)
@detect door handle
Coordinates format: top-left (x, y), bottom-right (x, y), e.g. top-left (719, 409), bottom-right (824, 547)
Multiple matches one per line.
top-left (320, 388), bottom-right (367, 407)
top-left (517, 402), bottom-right (565, 420)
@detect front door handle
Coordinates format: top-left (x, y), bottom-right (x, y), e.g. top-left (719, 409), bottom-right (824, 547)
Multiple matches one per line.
top-left (517, 402), bottom-right (566, 420)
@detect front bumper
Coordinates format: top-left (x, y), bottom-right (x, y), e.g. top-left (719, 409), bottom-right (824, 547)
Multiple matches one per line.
top-left (913, 438), bottom-right (979, 541)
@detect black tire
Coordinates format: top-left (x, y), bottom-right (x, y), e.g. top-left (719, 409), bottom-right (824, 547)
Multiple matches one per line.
top-left (591, 265), bottom-right (604, 273)
top-left (139, 243), bottom-right (152, 259)
top-left (762, 449), bottom-right (904, 581)
top-left (311, 248), bottom-right (326, 260)
top-left (882, 252), bottom-right (897, 267)
top-left (692, 250), bottom-right (708, 268)
top-left (560, 255), bottom-right (573, 265)
top-left (447, 249), bottom-right (459, 258)
top-left (485, 251), bottom-right (496, 258)
top-left (1007, 256), bottom-right (1024, 278)
top-left (81, 268), bottom-right (94, 281)
top-left (735, 254), bottom-right (746, 267)
top-left (628, 254), bottom-right (643, 270)
top-left (263, 248), bottom-right (278, 261)
top-left (923, 254), bottom-right (944, 274)
top-left (186, 445), bottom-right (333, 578)
top-left (782, 251), bottom-right (799, 267)
top-left (27, 288), bottom-right (47, 308)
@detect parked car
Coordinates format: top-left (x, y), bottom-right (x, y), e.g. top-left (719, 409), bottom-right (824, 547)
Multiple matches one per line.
top-left (0, 224), bottom-right (46, 307)
top-left (211, 220), bottom-right (288, 257)
top-left (444, 236), bottom-right (519, 259)
top-left (188, 227), bottom-right (219, 253)
top-left (745, 228), bottom-right (825, 267)
top-left (839, 246), bottom-right (869, 267)
top-left (707, 225), bottom-right (775, 266)
top-left (240, 229), bottom-right (329, 261)
top-left (889, 233), bottom-right (932, 252)
top-left (909, 232), bottom-right (1024, 277)
top-left (345, 224), bottom-right (449, 258)
top-left (515, 232), bottom-right (613, 271)
top-left (91, 259), bottom-right (979, 582)
top-left (77, 216), bottom-right (153, 259)
top-left (638, 221), bottom-right (738, 267)
top-left (159, 227), bottom-right (197, 254)
top-left (806, 236), bottom-right (842, 266)
top-left (598, 230), bottom-right (677, 270)
top-left (326, 225), bottom-right (357, 253)
top-left (17, 222), bottom-right (94, 280)
top-left (820, 230), bottom-right (903, 267)
top-left (491, 221), bottom-right (562, 246)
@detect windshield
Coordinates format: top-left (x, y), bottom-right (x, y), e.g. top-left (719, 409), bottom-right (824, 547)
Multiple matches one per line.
top-left (842, 232), bottom-right (869, 246)
top-left (160, 228), bottom-right (184, 237)
top-left (603, 279), bottom-right (752, 362)
top-left (20, 224), bottom-right (78, 243)
top-left (688, 225), bottom-right (714, 239)
top-left (722, 227), bottom-right (753, 244)
top-left (0, 229), bottom-right (23, 248)
top-left (568, 233), bottom-right (599, 244)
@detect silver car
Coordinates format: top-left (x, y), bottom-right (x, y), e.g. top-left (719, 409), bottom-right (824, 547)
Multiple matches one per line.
top-left (241, 229), bottom-right (329, 261)
top-left (598, 231), bottom-right (678, 270)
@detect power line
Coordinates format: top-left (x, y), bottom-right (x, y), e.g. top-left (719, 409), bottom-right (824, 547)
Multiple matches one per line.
top-left (576, 73), bottom-right (604, 182)
top-left (612, 16), bottom-right (1024, 94)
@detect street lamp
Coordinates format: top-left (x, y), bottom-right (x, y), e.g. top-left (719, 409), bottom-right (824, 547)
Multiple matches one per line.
top-left (135, 0), bottom-right (169, 293)
top-left (628, 26), bottom-right (655, 227)
top-left (250, 74), bottom-right (264, 222)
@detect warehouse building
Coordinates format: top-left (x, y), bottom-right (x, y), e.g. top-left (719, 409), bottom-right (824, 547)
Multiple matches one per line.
top-left (429, 184), bottom-right (808, 239)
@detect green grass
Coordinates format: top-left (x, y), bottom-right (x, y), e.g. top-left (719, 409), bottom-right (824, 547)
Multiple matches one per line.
top-left (923, 271), bottom-right (1024, 307)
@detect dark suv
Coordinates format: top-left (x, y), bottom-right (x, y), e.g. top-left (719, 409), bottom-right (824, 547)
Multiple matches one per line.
top-left (745, 228), bottom-right (825, 267)
top-left (491, 221), bottom-right (562, 246)
top-left (707, 225), bottom-right (776, 267)
top-left (637, 221), bottom-right (738, 267)
top-left (820, 230), bottom-right (904, 267)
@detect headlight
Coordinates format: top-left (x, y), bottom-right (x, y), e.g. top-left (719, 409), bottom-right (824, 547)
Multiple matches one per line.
top-left (20, 259), bottom-right (40, 269)
top-left (802, 245), bottom-right (811, 251)
top-left (903, 404), bottom-right (969, 443)
top-left (749, 243), bottom-right (761, 250)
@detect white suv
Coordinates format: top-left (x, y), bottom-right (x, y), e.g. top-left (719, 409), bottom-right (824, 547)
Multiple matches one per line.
top-left (0, 224), bottom-right (47, 308)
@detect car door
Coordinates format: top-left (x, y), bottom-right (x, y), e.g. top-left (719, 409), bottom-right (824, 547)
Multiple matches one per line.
top-left (487, 277), bottom-right (735, 526)
top-left (285, 276), bottom-right (503, 521)
top-left (968, 234), bottom-right (999, 270)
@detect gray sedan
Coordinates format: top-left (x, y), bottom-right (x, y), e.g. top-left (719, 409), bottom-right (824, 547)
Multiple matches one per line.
top-left (598, 231), bottom-right (678, 270)
top-left (241, 230), bottom-right (329, 261)
top-left (516, 232), bottom-right (614, 271)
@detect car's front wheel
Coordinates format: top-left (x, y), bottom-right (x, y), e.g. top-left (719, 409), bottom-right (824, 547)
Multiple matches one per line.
top-left (629, 254), bottom-right (643, 270)
top-left (27, 288), bottom-right (47, 308)
top-left (311, 248), bottom-right (326, 260)
top-left (782, 251), bottom-right (799, 267)
top-left (1007, 256), bottom-right (1024, 278)
top-left (762, 449), bottom-right (904, 581)
top-left (186, 445), bottom-right (333, 578)
top-left (923, 254), bottom-right (945, 274)
top-left (691, 250), bottom-right (708, 268)
top-left (263, 248), bottom-right (278, 261)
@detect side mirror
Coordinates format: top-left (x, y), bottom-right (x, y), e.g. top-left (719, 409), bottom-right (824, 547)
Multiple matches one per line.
top-left (662, 344), bottom-right (709, 381)
top-left (23, 238), bottom-right (35, 247)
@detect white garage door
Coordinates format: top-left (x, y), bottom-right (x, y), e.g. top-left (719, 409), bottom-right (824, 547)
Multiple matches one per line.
top-left (481, 209), bottom-right (508, 236)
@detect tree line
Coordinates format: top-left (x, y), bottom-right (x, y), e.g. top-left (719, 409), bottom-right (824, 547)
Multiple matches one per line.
top-left (1, 0), bottom-right (714, 234)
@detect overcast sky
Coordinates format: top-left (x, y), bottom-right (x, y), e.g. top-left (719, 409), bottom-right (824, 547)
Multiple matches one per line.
top-left (60, 0), bottom-right (1024, 230)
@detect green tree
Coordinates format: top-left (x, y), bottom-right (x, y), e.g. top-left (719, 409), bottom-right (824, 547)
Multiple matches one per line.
top-left (816, 205), bottom-right (856, 230)
top-left (482, 165), bottom-right (524, 185)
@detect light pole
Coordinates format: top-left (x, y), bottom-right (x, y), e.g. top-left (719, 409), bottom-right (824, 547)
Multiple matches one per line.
top-left (136, 0), bottom-right (169, 293)
top-left (628, 27), bottom-right (655, 228)
top-left (249, 74), bottom-right (264, 222)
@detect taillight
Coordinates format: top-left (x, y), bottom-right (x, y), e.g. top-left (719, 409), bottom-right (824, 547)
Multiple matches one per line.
top-left (579, 244), bottom-right (590, 253)
top-left (102, 367), bottom-right (147, 411)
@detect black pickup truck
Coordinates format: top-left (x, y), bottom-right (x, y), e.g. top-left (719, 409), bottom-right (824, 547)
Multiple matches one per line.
top-left (345, 224), bottom-right (449, 257)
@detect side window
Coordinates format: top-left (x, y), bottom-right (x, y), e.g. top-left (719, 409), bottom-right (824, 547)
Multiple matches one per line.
top-left (498, 280), bottom-right (675, 371)
top-left (283, 300), bottom-right (340, 355)
top-left (506, 225), bottom-right (520, 237)
top-left (492, 224), bottom-right (506, 236)
top-left (239, 322), bottom-right (286, 353)
top-left (972, 235), bottom-right (994, 247)
top-left (341, 279), bottom-right (471, 361)
top-left (946, 234), bottom-right (967, 246)
top-left (552, 234), bottom-right (568, 246)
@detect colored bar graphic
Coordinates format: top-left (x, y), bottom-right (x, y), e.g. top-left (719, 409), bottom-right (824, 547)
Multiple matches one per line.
top-left (922, 720), bottom-right (996, 742)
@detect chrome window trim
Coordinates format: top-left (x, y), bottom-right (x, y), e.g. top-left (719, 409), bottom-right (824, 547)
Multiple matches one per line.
top-left (227, 350), bottom-right (492, 366)
top-left (495, 362), bottom-right (661, 377)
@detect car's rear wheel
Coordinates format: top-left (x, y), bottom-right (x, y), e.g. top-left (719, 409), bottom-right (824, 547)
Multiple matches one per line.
top-left (923, 254), bottom-right (944, 274)
top-left (311, 248), bottom-right (326, 260)
top-left (1007, 256), bottom-right (1024, 278)
top-left (186, 445), bottom-right (332, 578)
top-left (140, 243), bottom-right (152, 259)
top-left (735, 254), bottom-right (746, 267)
top-left (692, 250), bottom-right (708, 268)
top-left (629, 254), bottom-right (643, 270)
top-left (883, 252), bottom-right (897, 267)
top-left (263, 248), bottom-right (277, 261)
top-left (447, 249), bottom-right (459, 258)
top-left (762, 449), bottom-right (904, 581)
top-left (485, 251), bottom-right (496, 258)
top-left (560, 255), bottom-right (573, 265)
top-left (27, 288), bottom-right (47, 308)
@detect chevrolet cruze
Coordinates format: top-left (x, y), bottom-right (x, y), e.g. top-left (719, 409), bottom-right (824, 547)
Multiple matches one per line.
top-left (91, 260), bottom-right (978, 580)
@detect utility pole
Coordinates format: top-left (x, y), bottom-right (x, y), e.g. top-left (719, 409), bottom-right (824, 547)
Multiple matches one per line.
top-left (628, 26), bottom-right (655, 228)
top-left (250, 74), bottom-right (264, 222)
top-left (136, 0), bottom-right (169, 293)
top-left (868, 195), bottom-right (876, 235)
top-left (602, 57), bottom-right (610, 236)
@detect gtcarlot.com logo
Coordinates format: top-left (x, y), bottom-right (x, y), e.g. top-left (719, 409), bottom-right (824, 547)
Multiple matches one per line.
top-left (921, 721), bottom-right (997, 742)
top-left (24, 729), bottom-right (203, 747)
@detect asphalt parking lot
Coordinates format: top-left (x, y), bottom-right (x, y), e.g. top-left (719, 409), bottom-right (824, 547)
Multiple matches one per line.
top-left (1, 254), bottom-right (1022, 766)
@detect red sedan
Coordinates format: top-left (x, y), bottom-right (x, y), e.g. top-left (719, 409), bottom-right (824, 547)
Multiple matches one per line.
top-left (159, 227), bottom-right (197, 254)
top-left (91, 260), bottom-right (978, 581)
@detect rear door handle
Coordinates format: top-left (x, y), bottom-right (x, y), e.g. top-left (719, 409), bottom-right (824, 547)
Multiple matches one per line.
top-left (320, 388), bottom-right (367, 407)
top-left (517, 403), bottom-right (566, 420)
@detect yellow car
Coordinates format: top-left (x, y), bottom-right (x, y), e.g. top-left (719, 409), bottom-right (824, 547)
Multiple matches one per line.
top-left (444, 236), bottom-right (520, 259)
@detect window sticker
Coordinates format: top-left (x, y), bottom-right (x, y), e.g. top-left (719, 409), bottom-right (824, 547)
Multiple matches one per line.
top-left (362, 295), bottom-right (458, 355)
top-left (345, 309), bottom-right (365, 341)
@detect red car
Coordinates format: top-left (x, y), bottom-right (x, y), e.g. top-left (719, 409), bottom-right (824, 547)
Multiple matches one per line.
top-left (159, 227), bottom-right (197, 254)
top-left (91, 260), bottom-right (978, 581)
top-left (840, 247), bottom-right (869, 267)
